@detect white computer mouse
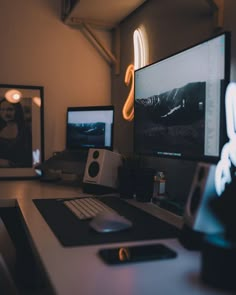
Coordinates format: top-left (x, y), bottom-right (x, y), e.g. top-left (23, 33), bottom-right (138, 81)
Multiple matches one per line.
top-left (89, 211), bottom-right (132, 233)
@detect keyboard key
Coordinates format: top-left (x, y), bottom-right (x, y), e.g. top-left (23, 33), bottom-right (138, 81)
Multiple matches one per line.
top-left (64, 198), bottom-right (116, 220)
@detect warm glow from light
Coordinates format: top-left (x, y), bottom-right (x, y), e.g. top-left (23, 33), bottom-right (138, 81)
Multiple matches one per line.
top-left (118, 247), bottom-right (130, 261)
top-left (33, 96), bottom-right (41, 107)
top-left (215, 82), bottom-right (236, 196)
top-left (133, 26), bottom-right (148, 69)
top-left (5, 89), bottom-right (22, 103)
top-left (122, 26), bottom-right (148, 121)
top-left (122, 64), bottom-right (134, 121)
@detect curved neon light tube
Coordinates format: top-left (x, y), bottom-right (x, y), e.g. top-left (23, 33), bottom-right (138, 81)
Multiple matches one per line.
top-left (133, 28), bottom-right (146, 69)
top-left (122, 64), bottom-right (134, 121)
top-left (123, 27), bottom-right (148, 121)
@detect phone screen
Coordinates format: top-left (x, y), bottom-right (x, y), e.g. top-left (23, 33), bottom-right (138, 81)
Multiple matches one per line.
top-left (98, 243), bottom-right (177, 265)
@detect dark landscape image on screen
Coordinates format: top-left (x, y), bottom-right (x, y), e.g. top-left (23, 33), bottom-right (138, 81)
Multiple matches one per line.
top-left (135, 81), bottom-right (206, 158)
top-left (67, 122), bottom-right (106, 148)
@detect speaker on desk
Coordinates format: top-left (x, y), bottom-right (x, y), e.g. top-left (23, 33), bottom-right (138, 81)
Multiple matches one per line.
top-left (179, 162), bottom-right (223, 249)
top-left (82, 148), bottom-right (123, 194)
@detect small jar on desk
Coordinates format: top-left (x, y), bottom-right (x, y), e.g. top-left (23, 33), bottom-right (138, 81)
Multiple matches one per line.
top-left (152, 171), bottom-right (166, 202)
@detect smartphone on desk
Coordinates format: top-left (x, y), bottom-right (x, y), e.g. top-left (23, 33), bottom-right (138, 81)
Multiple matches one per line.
top-left (99, 243), bottom-right (177, 265)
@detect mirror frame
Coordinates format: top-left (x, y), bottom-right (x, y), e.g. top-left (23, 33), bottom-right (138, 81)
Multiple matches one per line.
top-left (0, 84), bottom-right (44, 179)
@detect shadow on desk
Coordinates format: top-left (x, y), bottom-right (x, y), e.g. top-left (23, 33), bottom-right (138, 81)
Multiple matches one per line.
top-left (0, 207), bottom-right (54, 295)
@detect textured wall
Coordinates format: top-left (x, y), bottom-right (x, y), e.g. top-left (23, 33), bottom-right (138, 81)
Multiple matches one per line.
top-left (0, 0), bottom-right (112, 159)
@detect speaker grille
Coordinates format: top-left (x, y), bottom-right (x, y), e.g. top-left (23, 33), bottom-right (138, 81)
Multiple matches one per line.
top-left (88, 162), bottom-right (100, 178)
top-left (92, 150), bottom-right (99, 159)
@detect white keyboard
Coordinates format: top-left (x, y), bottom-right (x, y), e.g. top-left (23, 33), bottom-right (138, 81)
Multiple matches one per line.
top-left (64, 197), bottom-right (116, 220)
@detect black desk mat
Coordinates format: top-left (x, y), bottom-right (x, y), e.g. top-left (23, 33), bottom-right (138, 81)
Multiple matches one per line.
top-left (33, 196), bottom-right (180, 247)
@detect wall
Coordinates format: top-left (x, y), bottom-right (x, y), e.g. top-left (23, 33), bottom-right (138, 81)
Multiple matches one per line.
top-left (1, 0), bottom-right (236, 201)
top-left (111, 0), bottom-right (236, 202)
top-left (0, 0), bottom-right (112, 159)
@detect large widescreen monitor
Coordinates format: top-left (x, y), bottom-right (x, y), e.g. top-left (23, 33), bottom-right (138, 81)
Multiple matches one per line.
top-left (66, 105), bottom-right (114, 150)
top-left (134, 32), bottom-right (231, 163)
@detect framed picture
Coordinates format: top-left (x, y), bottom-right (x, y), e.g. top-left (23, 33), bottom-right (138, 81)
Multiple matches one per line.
top-left (0, 84), bottom-right (44, 178)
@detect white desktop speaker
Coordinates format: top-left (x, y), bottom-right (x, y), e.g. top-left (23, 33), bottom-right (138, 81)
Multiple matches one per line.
top-left (83, 148), bottom-right (123, 191)
top-left (183, 162), bottom-right (223, 234)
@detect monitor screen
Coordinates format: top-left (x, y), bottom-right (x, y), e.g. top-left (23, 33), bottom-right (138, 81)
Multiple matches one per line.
top-left (66, 106), bottom-right (114, 150)
top-left (134, 32), bottom-right (231, 163)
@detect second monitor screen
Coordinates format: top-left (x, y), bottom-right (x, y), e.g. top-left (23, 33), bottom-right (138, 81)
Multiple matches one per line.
top-left (66, 106), bottom-right (114, 150)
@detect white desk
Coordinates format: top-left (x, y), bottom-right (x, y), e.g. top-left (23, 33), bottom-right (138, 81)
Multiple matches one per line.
top-left (0, 180), bottom-right (231, 295)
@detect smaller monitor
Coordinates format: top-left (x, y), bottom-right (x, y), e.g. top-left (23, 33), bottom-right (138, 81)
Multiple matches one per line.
top-left (66, 106), bottom-right (114, 151)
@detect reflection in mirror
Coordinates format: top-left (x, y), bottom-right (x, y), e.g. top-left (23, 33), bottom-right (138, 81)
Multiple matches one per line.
top-left (0, 84), bottom-right (44, 178)
top-left (5, 89), bottom-right (22, 103)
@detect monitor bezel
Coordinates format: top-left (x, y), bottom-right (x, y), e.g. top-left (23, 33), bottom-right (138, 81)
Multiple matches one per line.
top-left (66, 105), bottom-right (114, 151)
top-left (133, 31), bottom-right (231, 163)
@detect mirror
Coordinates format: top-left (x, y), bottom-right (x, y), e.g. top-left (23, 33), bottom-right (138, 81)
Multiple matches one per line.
top-left (0, 84), bottom-right (44, 178)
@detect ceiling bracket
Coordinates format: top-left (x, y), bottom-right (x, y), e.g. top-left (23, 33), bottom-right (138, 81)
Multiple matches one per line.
top-left (79, 22), bottom-right (120, 75)
top-left (205, 0), bottom-right (224, 30)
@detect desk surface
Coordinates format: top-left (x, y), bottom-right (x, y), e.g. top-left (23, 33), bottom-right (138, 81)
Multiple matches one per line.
top-left (0, 180), bottom-right (231, 295)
